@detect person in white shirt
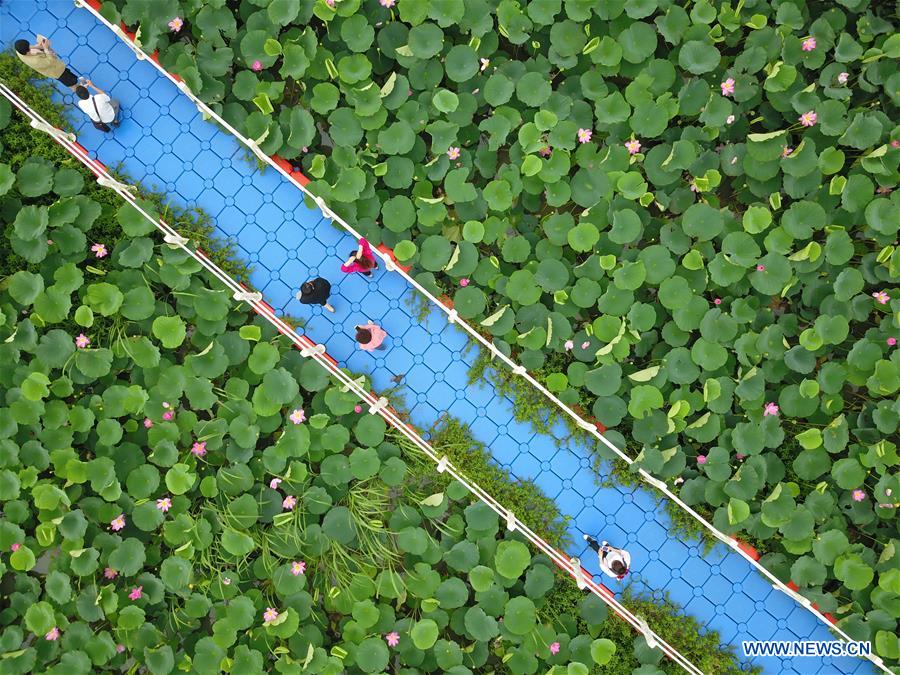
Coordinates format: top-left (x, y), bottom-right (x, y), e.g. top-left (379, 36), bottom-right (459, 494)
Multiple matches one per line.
top-left (583, 534), bottom-right (631, 580)
top-left (74, 79), bottom-right (120, 131)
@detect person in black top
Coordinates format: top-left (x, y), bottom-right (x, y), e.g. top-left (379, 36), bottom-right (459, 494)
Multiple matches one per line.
top-left (296, 278), bottom-right (335, 312)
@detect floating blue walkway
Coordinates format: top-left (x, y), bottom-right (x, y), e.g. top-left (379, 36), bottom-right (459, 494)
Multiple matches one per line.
top-left (0, 3), bottom-right (872, 674)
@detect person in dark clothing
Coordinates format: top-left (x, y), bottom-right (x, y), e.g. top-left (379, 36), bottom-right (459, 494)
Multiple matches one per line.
top-left (296, 277), bottom-right (335, 312)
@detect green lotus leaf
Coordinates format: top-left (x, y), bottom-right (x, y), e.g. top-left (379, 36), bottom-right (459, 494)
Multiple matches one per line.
top-left (834, 553), bottom-right (874, 591)
top-left (464, 606), bottom-right (499, 641)
top-left (483, 179), bottom-right (513, 211)
top-left (609, 208), bottom-right (642, 243)
top-left (812, 530), bottom-right (850, 566)
top-left (164, 464), bottom-right (196, 496)
top-left (74, 348), bottom-right (113, 379)
top-left (831, 458), bottom-right (865, 489)
top-left (407, 22), bottom-right (444, 59)
top-left (503, 596), bottom-right (537, 635)
top-left (24, 601), bottom-right (55, 635)
top-left (377, 120), bottom-right (415, 155)
top-left (13, 204), bottom-right (48, 242)
top-left (16, 161), bottom-right (53, 198)
top-left (591, 638), bottom-right (617, 665)
top-left (495, 540), bottom-right (531, 579)
top-left (411, 618), bottom-right (439, 649)
top-left (523, 564), bottom-right (554, 598)
top-left (53, 168), bottom-right (84, 196)
top-left (678, 40), bottom-right (720, 74)
top-left (567, 222), bottom-right (600, 252)
top-left (433, 88), bottom-right (459, 113)
top-left (355, 637), bottom-right (389, 673)
top-left (85, 283), bottom-right (124, 317)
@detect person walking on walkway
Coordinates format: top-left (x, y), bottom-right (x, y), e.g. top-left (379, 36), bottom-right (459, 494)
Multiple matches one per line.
top-left (75, 79), bottom-right (120, 132)
top-left (355, 322), bottom-right (387, 351)
top-left (14, 34), bottom-right (79, 89)
top-left (583, 534), bottom-right (631, 580)
top-left (341, 237), bottom-right (379, 277)
top-left (296, 277), bottom-right (335, 313)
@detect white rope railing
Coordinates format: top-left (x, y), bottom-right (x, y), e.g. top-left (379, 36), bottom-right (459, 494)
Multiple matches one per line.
top-left (70, 8), bottom-right (893, 670)
top-left (0, 82), bottom-right (706, 675)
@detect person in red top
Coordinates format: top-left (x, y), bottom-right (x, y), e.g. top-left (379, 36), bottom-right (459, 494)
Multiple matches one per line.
top-left (341, 238), bottom-right (379, 277)
top-left (355, 323), bottom-right (387, 351)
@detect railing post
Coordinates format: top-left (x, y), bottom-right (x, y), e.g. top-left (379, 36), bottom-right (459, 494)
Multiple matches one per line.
top-left (28, 118), bottom-right (76, 143)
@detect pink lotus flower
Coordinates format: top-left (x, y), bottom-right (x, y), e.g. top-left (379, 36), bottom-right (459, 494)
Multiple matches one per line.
top-left (162, 411), bottom-right (174, 421)
top-left (143, 418), bottom-right (153, 428)
top-left (447, 147), bottom-right (460, 160)
top-left (549, 641), bottom-right (560, 655)
top-left (263, 607), bottom-right (279, 623)
top-left (289, 409), bottom-right (306, 424)
top-left (191, 441), bottom-right (206, 457)
top-left (385, 631), bottom-right (400, 647)
top-left (714, 298), bottom-right (722, 305)
top-left (851, 489), bottom-right (865, 502)
top-left (11, 543), bottom-right (20, 552)
top-left (45, 627), bottom-right (60, 641)
top-left (354, 405), bottom-right (362, 413)
top-left (379, 0), bottom-right (395, 6)
top-left (325, 0), bottom-right (334, 6)
top-left (892, 140), bottom-right (900, 149)
top-left (782, 146), bottom-right (793, 158)
top-left (282, 495), bottom-right (297, 510)
top-left (801, 37), bottom-right (816, 52)
top-left (128, 586), bottom-right (142, 601)
top-left (116, 644), bottom-right (125, 653)
top-left (581, 341), bottom-right (590, 349)
top-left (110, 514), bottom-right (126, 531)
top-left (162, 401), bottom-right (170, 409)
top-left (873, 291), bottom-right (890, 305)
top-left (480, 58), bottom-right (490, 71)
top-left (168, 17), bottom-right (183, 32)
top-left (577, 128), bottom-right (592, 144)
top-left (799, 111), bottom-right (817, 127)
top-left (564, 340), bottom-right (574, 351)
top-left (726, 115), bottom-right (735, 125)
top-left (291, 560), bottom-right (306, 576)
top-left (91, 243), bottom-right (108, 258)
top-left (756, 264), bottom-right (765, 272)
top-left (697, 455), bottom-right (707, 465)
top-left (888, 337), bottom-right (897, 346)
top-left (539, 144), bottom-right (552, 157)
top-left (270, 478), bottom-right (282, 489)
top-left (837, 72), bottom-right (849, 85)
top-left (736, 453), bottom-right (747, 460)
top-left (763, 402), bottom-right (779, 417)
top-left (459, 278), bottom-right (469, 287)
top-left (251, 60), bottom-right (262, 72)
top-left (156, 497), bottom-right (172, 512)
top-left (625, 139), bottom-right (641, 155)
top-left (75, 333), bottom-right (90, 349)
top-left (104, 567), bottom-right (117, 579)
top-left (720, 78), bottom-right (735, 96)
